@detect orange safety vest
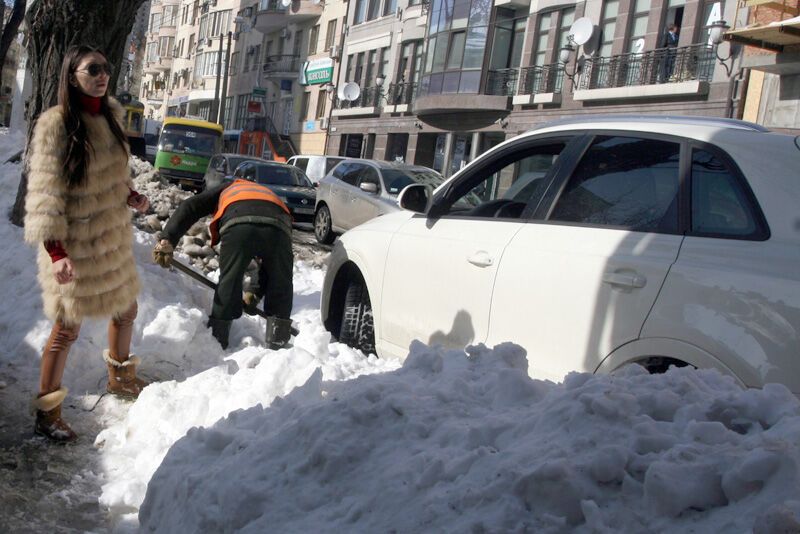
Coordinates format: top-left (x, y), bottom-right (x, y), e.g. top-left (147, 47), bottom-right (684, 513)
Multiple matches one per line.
top-left (208, 179), bottom-right (291, 245)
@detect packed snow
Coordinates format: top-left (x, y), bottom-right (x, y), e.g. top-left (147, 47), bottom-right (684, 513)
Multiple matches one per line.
top-left (0, 131), bottom-right (799, 532)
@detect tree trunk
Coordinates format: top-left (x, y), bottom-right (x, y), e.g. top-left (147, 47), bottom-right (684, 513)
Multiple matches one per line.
top-left (9, 0), bottom-right (146, 226)
top-left (0, 1), bottom-right (26, 78)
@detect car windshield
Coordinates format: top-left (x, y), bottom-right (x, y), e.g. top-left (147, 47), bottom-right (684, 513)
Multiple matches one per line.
top-left (256, 165), bottom-right (313, 187)
top-left (159, 127), bottom-right (219, 157)
top-left (228, 157), bottom-right (257, 171)
top-left (382, 169), bottom-right (444, 196)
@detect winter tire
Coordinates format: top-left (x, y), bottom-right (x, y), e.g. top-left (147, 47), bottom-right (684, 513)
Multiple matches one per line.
top-left (314, 205), bottom-right (335, 244)
top-left (339, 275), bottom-right (375, 355)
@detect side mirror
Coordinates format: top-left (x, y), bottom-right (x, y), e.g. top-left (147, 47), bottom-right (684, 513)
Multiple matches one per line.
top-left (359, 182), bottom-right (379, 194)
top-left (398, 183), bottom-right (430, 214)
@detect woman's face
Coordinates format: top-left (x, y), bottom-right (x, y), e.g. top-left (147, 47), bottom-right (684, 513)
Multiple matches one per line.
top-left (72, 52), bottom-right (111, 98)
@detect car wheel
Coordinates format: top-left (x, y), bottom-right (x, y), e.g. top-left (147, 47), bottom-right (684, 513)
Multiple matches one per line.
top-left (314, 205), bottom-right (335, 244)
top-left (339, 275), bottom-right (375, 355)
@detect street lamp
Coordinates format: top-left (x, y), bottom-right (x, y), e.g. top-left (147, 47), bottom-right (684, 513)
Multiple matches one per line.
top-left (708, 20), bottom-right (735, 76)
top-left (558, 37), bottom-right (580, 89)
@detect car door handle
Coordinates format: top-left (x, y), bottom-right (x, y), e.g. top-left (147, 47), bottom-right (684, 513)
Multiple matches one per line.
top-left (467, 251), bottom-right (494, 268)
top-left (602, 272), bottom-right (647, 288)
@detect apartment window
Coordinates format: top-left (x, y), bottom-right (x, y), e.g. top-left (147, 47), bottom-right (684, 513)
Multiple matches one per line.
top-left (230, 51), bottom-right (239, 75)
top-left (293, 30), bottom-right (303, 56)
top-left (365, 50), bottom-right (377, 87)
top-left (193, 51), bottom-right (203, 78)
top-left (199, 14), bottom-right (208, 41)
top-left (209, 10), bottom-right (231, 37)
top-left (147, 41), bottom-right (159, 62)
top-left (325, 19), bottom-right (337, 49)
top-left (379, 46), bottom-right (389, 78)
top-left (235, 94), bottom-right (249, 129)
top-left (599, 0), bottom-right (619, 57)
top-left (447, 31), bottom-right (466, 69)
top-left (301, 92), bottom-right (310, 119)
top-left (224, 97), bottom-right (234, 129)
top-left (354, 52), bottom-right (365, 85)
top-left (368, 0), bottom-right (381, 20)
top-left (253, 44), bottom-right (261, 69)
top-left (384, 0), bottom-right (397, 16)
top-left (556, 7), bottom-right (576, 55)
top-left (345, 54), bottom-right (354, 81)
top-left (244, 47), bottom-right (251, 72)
top-left (192, 0), bottom-right (199, 24)
top-left (627, 0), bottom-right (651, 52)
top-left (163, 4), bottom-right (179, 27)
top-left (159, 36), bottom-right (175, 58)
top-left (533, 13), bottom-right (552, 65)
top-left (149, 12), bottom-right (162, 33)
top-left (204, 51), bottom-right (218, 76)
top-left (309, 25), bottom-right (319, 55)
top-left (198, 101), bottom-right (212, 121)
top-left (188, 34), bottom-right (195, 55)
top-left (182, 4), bottom-right (189, 25)
top-left (397, 41), bottom-right (423, 83)
top-left (315, 93), bottom-right (326, 118)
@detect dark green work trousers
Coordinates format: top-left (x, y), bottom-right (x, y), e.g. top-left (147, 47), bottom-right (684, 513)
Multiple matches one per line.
top-left (212, 223), bottom-right (293, 321)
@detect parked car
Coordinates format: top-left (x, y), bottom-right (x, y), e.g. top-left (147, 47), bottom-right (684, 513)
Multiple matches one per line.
top-left (287, 155), bottom-right (347, 184)
top-left (314, 160), bottom-right (444, 244)
top-left (233, 161), bottom-right (317, 223)
top-left (204, 154), bottom-right (271, 189)
top-left (320, 116), bottom-right (800, 394)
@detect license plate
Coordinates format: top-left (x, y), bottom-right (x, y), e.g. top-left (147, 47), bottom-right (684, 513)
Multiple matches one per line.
top-left (179, 179), bottom-right (196, 187)
top-left (293, 207), bottom-right (314, 215)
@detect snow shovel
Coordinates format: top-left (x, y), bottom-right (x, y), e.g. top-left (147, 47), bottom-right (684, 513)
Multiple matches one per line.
top-left (169, 257), bottom-right (300, 337)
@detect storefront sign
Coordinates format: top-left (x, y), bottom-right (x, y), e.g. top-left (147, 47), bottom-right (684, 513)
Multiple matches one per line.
top-left (304, 120), bottom-right (316, 132)
top-left (300, 58), bottom-right (334, 86)
top-left (247, 101), bottom-right (262, 113)
top-left (252, 87), bottom-right (267, 98)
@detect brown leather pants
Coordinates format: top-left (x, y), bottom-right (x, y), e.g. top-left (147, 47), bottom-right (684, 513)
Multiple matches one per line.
top-left (38, 301), bottom-right (138, 395)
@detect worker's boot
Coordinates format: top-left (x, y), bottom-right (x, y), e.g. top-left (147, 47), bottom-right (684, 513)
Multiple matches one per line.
top-left (208, 317), bottom-right (232, 349)
top-left (33, 388), bottom-right (77, 443)
top-left (266, 316), bottom-right (293, 350)
top-left (104, 350), bottom-right (148, 399)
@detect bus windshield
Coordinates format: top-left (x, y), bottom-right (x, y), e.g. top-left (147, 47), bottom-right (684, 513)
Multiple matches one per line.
top-left (159, 126), bottom-right (220, 157)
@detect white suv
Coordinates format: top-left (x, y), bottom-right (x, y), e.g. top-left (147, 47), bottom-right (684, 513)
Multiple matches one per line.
top-left (320, 116), bottom-right (800, 392)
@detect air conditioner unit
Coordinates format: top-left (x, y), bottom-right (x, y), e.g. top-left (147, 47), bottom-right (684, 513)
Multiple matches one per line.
top-left (319, 117), bottom-right (329, 130)
top-left (329, 45), bottom-right (339, 59)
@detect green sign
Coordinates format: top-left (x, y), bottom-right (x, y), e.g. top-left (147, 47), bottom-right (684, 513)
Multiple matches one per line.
top-left (252, 87), bottom-right (267, 97)
top-left (300, 58), bottom-right (334, 86)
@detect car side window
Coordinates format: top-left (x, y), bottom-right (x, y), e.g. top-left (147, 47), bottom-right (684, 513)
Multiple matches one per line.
top-left (332, 161), bottom-right (351, 181)
top-left (444, 140), bottom-right (568, 219)
top-left (690, 148), bottom-right (765, 239)
top-left (293, 158), bottom-right (309, 172)
top-left (549, 136), bottom-right (680, 233)
top-left (326, 158), bottom-right (344, 174)
top-left (358, 167), bottom-right (381, 191)
top-left (340, 164), bottom-right (363, 186)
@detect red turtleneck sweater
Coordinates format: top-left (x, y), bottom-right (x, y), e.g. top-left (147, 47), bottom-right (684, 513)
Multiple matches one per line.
top-left (44, 94), bottom-right (141, 263)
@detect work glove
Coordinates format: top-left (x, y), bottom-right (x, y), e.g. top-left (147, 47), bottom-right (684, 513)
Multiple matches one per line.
top-left (243, 291), bottom-right (260, 316)
top-left (152, 239), bottom-right (174, 268)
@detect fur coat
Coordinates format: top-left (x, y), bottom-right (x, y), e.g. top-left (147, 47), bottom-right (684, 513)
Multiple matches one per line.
top-left (24, 99), bottom-right (140, 325)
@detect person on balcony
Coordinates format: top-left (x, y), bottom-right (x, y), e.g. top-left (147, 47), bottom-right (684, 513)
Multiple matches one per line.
top-left (660, 24), bottom-right (680, 83)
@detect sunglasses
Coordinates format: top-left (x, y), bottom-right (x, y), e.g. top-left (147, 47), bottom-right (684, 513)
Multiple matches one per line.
top-left (76, 62), bottom-right (113, 77)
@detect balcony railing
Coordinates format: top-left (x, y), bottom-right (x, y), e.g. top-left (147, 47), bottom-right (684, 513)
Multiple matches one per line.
top-left (145, 90), bottom-right (165, 101)
top-left (334, 86), bottom-right (381, 109)
top-left (485, 68), bottom-right (519, 96)
top-left (519, 64), bottom-right (564, 95)
top-left (386, 82), bottom-right (418, 105)
top-left (262, 55), bottom-right (301, 74)
top-left (258, 0), bottom-right (288, 13)
top-left (578, 43), bottom-right (716, 91)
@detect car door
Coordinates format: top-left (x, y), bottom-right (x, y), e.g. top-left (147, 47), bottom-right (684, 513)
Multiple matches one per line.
top-left (327, 161), bottom-right (361, 232)
top-left (335, 162), bottom-right (368, 231)
top-left (349, 165), bottom-right (384, 228)
top-left (488, 133), bottom-right (685, 382)
top-left (379, 135), bottom-right (576, 359)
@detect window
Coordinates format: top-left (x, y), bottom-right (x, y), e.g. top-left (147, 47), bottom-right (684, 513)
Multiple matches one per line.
top-left (188, 34), bottom-right (195, 55)
top-left (627, 0), bottom-right (651, 52)
top-left (556, 7), bottom-right (576, 55)
top-left (368, 0), bottom-right (381, 21)
top-left (198, 101), bottom-right (212, 121)
top-left (599, 0), bottom-right (619, 57)
top-left (182, 4), bottom-right (189, 25)
top-left (199, 14), bottom-right (208, 41)
top-left (533, 13), bottom-right (552, 65)
top-left (359, 167), bottom-right (381, 192)
top-left (159, 36), bottom-right (175, 58)
top-left (384, 0), bottom-right (398, 16)
top-left (365, 50), bottom-right (377, 88)
top-left (442, 139), bottom-right (569, 219)
top-left (209, 10), bottom-right (231, 37)
top-left (345, 54), bottom-right (353, 81)
top-left (334, 162), bottom-right (363, 185)
top-left (309, 25), bottom-right (319, 55)
top-left (193, 51), bottom-right (203, 78)
top-left (447, 31), bottom-right (466, 70)
top-left (147, 42), bottom-right (159, 63)
top-left (150, 12), bottom-right (162, 33)
top-left (690, 148), bottom-right (765, 239)
top-left (230, 51), bottom-right (239, 75)
top-left (379, 46), bottom-right (390, 78)
top-left (292, 30), bottom-right (303, 56)
top-left (550, 136), bottom-right (680, 232)
top-left (223, 97), bottom-right (234, 129)
top-left (163, 4), bottom-right (179, 26)
top-left (325, 19), bottom-right (338, 50)
top-left (192, 0), bottom-right (199, 24)
top-left (354, 0), bottom-right (367, 23)
top-left (293, 158), bottom-right (309, 171)
top-left (354, 52), bottom-right (365, 85)
top-left (315, 92), bottom-right (327, 118)
top-left (235, 94), bottom-right (249, 129)
top-left (301, 92), bottom-right (310, 119)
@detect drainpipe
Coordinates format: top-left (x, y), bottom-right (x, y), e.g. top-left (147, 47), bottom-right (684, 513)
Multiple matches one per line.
top-left (725, 67), bottom-right (749, 119)
top-left (325, 2), bottom-right (349, 155)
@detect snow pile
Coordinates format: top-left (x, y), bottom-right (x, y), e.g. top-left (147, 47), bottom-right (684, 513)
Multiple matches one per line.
top-left (137, 342), bottom-right (800, 533)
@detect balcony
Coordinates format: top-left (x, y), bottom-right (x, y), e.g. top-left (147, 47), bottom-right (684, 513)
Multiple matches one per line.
top-left (332, 86), bottom-right (381, 116)
top-left (145, 90), bottom-right (166, 102)
top-left (485, 68), bottom-right (519, 96)
top-left (513, 64), bottom-right (564, 105)
top-left (262, 55), bottom-right (301, 77)
top-left (253, 0), bottom-right (288, 33)
top-left (574, 43), bottom-right (715, 101)
top-left (154, 56), bottom-right (174, 71)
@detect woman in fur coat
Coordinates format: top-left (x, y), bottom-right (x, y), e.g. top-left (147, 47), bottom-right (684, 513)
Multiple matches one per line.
top-left (24, 45), bottom-right (150, 442)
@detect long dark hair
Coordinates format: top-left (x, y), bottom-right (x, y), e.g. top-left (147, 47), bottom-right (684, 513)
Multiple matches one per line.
top-left (58, 45), bottom-right (129, 188)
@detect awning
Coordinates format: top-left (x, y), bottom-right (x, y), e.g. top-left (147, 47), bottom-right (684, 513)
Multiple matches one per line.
top-left (724, 15), bottom-right (800, 51)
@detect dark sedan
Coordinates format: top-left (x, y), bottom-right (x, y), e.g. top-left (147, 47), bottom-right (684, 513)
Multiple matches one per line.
top-left (233, 161), bottom-right (317, 223)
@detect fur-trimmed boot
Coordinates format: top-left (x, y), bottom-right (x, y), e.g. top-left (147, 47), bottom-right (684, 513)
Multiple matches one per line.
top-left (33, 387), bottom-right (78, 443)
top-left (266, 316), bottom-right (294, 350)
top-left (103, 350), bottom-right (148, 399)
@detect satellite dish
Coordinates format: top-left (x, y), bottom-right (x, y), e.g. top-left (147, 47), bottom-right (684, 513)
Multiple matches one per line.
top-left (632, 38), bottom-right (645, 53)
top-left (342, 82), bottom-right (361, 101)
top-left (280, 0), bottom-right (291, 7)
top-left (569, 17), bottom-right (595, 46)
